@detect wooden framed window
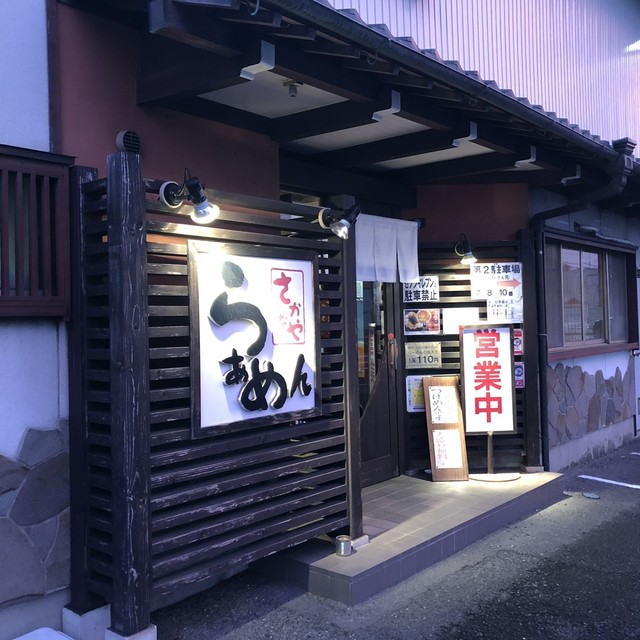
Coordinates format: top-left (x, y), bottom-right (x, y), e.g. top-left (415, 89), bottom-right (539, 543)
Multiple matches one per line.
top-left (545, 234), bottom-right (637, 358)
top-left (0, 147), bottom-right (71, 317)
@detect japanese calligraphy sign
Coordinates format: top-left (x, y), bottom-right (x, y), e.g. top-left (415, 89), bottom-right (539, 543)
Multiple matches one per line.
top-left (422, 375), bottom-right (469, 481)
top-left (403, 275), bottom-right (440, 303)
top-left (189, 241), bottom-right (321, 435)
top-left (470, 262), bottom-right (523, 323)
top-left (460, 325), bottom-right (515, 434)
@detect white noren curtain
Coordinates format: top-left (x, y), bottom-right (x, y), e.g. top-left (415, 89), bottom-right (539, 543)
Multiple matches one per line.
top-left (355, 214), bottom-right (419, 283)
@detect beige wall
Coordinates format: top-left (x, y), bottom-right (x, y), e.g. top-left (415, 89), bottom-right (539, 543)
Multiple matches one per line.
top-left (57, 4), bottom-right (279, 197)
top-left (405, 183), bottom-right (529, 243)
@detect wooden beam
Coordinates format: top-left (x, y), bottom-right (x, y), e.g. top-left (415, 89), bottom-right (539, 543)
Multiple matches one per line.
top-left (138, 39), bottom-right (271, 104)
top-left (149, 0), bottom-right (242, 56)
top-left (269, 93), bottom-right (398, 142)
top-left (164, 95), bottom-right (272, 134)
top-left (280, 153), bottom-right (416, 207)
top-left (393, 148), bottom-right (533, 184)
top-left (312, 128), bottom-right (468, 168)
top-left (271, 42), bottom-right (380, 102)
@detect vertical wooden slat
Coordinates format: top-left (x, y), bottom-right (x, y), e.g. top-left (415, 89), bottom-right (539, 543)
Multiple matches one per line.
top-left (14, 171), bottom-right (25, 297)
top-left (0, 168), bottom-right (9, 297)
top-left (41, 175), bottom-right (54, 297)
top-left (68, 164), bottom-right (100, 615)
top-left (55, 168), bottom-right (71, 311)
top-left (28, 172), bottom-right (39, 296)
top-left (107, 152), bottom-right (151, 637)
top-left (343, 232), bottom-right (363, 539)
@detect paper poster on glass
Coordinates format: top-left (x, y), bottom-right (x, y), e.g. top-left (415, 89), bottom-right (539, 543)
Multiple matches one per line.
top-left (403, 275), bottom-right (439, 303)
top-left (428, 386), bottom-right (460, 424)
top-left (442, 307), bottom-right (479, 334)
top-left (470, 262), bottom-right (523, 323)
top-left (189, 240), bottom-right (322, 436)
top-left (403, 308), bottom-right (440, 334)
top-left (432, 429), bottom-right (464, 469)
top-left (406, 376), bottom-right (426, 412)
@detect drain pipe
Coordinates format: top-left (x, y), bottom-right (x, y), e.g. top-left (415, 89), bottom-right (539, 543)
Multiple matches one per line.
top-left (530, 143), bottom-right (636, 471)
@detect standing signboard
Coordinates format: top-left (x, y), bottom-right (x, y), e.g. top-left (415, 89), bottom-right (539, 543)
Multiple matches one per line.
top-left (422, 375), bottom-right (469, 481)
top-left (460, 325), bottom-right (515, 434)
top-left (460, 325), bottom-right (516, 476)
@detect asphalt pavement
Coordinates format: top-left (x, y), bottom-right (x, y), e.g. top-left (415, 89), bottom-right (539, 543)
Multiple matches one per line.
top-left (152, 438), bottom-right (640, 640)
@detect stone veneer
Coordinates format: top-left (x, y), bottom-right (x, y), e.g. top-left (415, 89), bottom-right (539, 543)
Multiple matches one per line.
top-left (0, 423), bottom-right (69, 607)
top-left (547, 357), bottom-right (635, 447)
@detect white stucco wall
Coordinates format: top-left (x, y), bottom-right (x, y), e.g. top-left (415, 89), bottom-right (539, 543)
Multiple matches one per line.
top-left (0, 320), bottom-right (68, 459)
top-left (0, 0), bottom-right (50, 151)
top-left (557, 350), bottom-right (631, 379)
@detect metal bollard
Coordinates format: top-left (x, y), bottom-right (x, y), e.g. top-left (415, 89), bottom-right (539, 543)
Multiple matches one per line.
top-left (335, 534), bottom-right (352, 556)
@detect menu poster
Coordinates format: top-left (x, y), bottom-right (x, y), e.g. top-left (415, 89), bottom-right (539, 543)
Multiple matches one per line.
top-left (403, 308), bottom-right (441, 335)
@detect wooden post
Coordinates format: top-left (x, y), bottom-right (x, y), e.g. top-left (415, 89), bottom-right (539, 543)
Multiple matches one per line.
top-left (343, 232), bottom-right (364, 539)
top-left (68, 165), bottom-right (100, 614)
top-left (107, 152), bottom-right (151, 636)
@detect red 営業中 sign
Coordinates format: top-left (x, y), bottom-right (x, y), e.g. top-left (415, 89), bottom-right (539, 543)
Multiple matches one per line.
top-left (460, 325), bottom-right (515, 434)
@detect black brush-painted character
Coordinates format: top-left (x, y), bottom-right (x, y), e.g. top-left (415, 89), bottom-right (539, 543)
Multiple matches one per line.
top-left (221, 348), bottom-right (248, 386)
top-left (290, 353), bottom-right (312, 398)
top-left (209, 292), bottom-right (268, 356)
top-left (239, 358), bottom-right (288, 411)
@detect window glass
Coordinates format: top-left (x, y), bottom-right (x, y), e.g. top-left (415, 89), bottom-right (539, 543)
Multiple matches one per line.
top-left (581, 251), bottom-right (603, 341)
top-left (608, 253), bottom-right (628, 341)
top-left (548, 240), bottom-right (630, 349)
top-left (544, 242), bottom-right (563, 348)
top-left (561, 247), bottom-right (582, 342)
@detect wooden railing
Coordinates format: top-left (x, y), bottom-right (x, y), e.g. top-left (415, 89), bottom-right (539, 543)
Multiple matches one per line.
top-left (0, 146), bottom-right (72, 317)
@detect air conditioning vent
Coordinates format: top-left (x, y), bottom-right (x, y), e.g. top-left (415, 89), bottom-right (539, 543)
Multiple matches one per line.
top-left (115, 130), bottom-right (142, 154)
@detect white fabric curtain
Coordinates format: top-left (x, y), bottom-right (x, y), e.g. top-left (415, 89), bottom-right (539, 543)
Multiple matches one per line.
top-left (355, 214), bottom-right (419, 283)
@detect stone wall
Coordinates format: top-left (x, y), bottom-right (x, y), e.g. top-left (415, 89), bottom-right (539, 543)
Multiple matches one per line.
top-left (0, 423), bottom-right (69, 607)
top-left (547, 356), bottom-right (635, 447)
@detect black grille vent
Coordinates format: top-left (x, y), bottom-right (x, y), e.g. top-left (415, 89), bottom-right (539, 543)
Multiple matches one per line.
top-left (116, 130), bottom-right (142, 154)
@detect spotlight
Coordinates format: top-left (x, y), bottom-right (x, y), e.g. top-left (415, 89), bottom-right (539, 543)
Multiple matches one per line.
top-left (454, 233), bottom-right (477, 265)
top-left (317, 204), bottom-right (361, 240)
top-left (159, 169), bottom-right (220, 224)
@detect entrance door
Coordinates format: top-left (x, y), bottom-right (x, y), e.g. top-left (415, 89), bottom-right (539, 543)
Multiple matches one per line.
top-left (357, 281), bottom-right (400, 487)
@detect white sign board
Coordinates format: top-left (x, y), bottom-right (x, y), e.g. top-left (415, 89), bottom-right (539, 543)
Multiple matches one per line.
top-left (461, 325), bottom-right (515, 433)
top-left (189, 241), bottom-right (321, 434)
top-left (470, 262), bottom-right (523, 323)
top-left (403, 275), bottom-right (440, 303)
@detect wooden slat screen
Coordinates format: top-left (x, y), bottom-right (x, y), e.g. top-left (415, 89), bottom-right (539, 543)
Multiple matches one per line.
top-left (71, 157), bottom-right (352, 618)
top-left (0, 154), bottom-right (70, 316)
top-left (405, 241), bottom-right (528, 472)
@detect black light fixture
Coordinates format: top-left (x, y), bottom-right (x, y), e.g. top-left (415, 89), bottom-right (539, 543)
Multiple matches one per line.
top-left (317, 204), bottom-right (361, 240)
top-left (159, 169), bottom-right (220, 224)
top-left (454, 233), bottom-right (477, 265)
